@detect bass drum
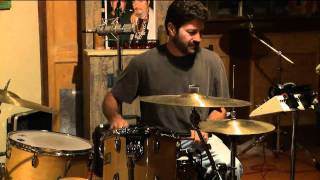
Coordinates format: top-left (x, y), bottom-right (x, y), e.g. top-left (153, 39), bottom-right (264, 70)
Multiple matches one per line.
top-left (6, 130), bottom-right (92, 180)
top-left (103, 127), bottom-right (178, 180)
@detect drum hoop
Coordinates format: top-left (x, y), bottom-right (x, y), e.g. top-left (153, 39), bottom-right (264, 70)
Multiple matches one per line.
top-left (8, 130), bottom-right (92, 157)
top-left (105, 127), bottom-right (177, 138)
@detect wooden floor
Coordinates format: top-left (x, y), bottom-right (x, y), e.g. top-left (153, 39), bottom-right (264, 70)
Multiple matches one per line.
top-left (239, 144), bottom-right (320, 180)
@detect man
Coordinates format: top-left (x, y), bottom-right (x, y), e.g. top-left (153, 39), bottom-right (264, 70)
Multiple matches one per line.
top-left (107, 0), bottom-right (132, 48)
top-left (130, 0), bottom-right (156, 45)
top-left (109, 0), bottom-right (127, 17)
top-left (103, 1), bottom-right (242, 179)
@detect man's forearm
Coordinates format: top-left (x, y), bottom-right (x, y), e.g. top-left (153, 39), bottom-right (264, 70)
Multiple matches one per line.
top-left (102, 92), bottom-right (121, 123)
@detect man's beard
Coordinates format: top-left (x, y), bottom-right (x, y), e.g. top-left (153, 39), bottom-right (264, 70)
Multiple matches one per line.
top-left (172, 35), bottom-right (200, 55)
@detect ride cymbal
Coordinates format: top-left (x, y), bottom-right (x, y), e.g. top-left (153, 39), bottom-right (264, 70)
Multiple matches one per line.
top-left (199, 119), bottom-right (275, 136)
top-left (0, 89), bottom-right (54, 113)
top-left (140, 93), bottom-right (251, 108)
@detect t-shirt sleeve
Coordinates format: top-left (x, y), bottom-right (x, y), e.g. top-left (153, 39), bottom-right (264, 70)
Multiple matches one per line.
top-left (111, 58), bottom-right (140, 103)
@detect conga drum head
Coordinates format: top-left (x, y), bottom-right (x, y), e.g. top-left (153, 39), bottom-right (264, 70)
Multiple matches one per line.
top-left (8, 130), bottom-right (92, 156)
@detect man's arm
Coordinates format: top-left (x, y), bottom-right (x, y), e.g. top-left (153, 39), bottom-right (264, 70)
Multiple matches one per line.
top-left (102, 92), bottom-right (129, 129)
top-left (207, 107), bottom-right (227, 121)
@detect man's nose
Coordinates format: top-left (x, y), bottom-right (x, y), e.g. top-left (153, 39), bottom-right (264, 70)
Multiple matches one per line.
top-left (193, 33), bottom-right (201, 42)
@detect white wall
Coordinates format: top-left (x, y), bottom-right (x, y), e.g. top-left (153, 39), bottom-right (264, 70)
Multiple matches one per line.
top-left (0, 1), bottom-right (41, 162)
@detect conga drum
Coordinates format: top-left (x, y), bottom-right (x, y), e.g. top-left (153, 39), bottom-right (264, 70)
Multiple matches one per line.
top-left (6, 130), bottom-right (92, 180)
top-left (103, 127), bottom-right (178, 180)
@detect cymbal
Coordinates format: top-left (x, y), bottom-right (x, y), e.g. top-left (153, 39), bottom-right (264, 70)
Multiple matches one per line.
top-left (199, 119), bottom-right (275, 136)
top-left (0, 89), bottom-right (54, 113)
top-left (140, 93), bottom-right (251, 108)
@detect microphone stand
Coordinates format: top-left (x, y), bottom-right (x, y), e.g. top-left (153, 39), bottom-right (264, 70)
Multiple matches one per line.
top-left (190, 108), bottom-right (224, 180)
top-left (247, 19), bottom-right (294, 65)
top-left (115, 0), bottom-right (123, 115)
top-left (115, 1), bottom-right (134, 180)
top-left (248, 16), bottom-right (298, 179)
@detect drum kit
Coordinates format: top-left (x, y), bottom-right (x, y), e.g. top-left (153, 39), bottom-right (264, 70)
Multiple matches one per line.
top-left (95, 93), bottom-right (275, 180)
top-left (0, 86), bottom-right (276, 180)
top-left (139, 93), bottom-right (275, 180)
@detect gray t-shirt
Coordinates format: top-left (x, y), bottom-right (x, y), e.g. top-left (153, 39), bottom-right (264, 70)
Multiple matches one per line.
top-left (111, 44), bottom-right (229, 133)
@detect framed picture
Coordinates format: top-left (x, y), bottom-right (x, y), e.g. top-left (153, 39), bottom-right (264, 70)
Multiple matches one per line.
top-left (104, 0), bottom-right (157, 49)
top-left (0, 0), bottom-right (11, 10)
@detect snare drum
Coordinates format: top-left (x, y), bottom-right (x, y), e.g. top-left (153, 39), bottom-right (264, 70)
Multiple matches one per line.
top-left (6, 131), bottom-right (92, 180)
top-left (103, 127), bottom-right (177, 180)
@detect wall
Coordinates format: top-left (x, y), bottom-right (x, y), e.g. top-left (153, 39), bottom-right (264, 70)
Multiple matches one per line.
top-left (44, 1), bottom-right (79, 132)
top-left (0, 1), bottom-right (41, 162)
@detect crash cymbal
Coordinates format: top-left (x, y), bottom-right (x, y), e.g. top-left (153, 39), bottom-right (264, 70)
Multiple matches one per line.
top-left (199, 119), bottom-right (275, 136)
top-left (0, 89), bottom-right (54, 113)
top-left (140, 93), bottom-right (251, 108)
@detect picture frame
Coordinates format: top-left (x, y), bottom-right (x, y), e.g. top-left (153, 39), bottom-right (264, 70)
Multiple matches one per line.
top-left (0, 0), bottom-right (11, 10)
top-left (104, 0), bottom-right (157, 49)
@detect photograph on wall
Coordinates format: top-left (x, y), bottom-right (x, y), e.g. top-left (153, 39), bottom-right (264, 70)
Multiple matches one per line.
top-left (105, 0), bottom-right (157, 49)
top-left (0, 0), bottom-right (11, 10)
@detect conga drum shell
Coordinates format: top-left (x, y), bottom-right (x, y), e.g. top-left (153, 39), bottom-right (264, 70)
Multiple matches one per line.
top-left (6, 131), bottom-right (92, 180)
top-left (103, 128), bottom-right (177, 180)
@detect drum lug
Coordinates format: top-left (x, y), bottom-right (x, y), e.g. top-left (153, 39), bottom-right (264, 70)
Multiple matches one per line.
top-left (176, 141), bottom-right (181, 149)
top-left (154, 175), bottom-right (160, 180)
top-left (114, 136), bottom-right (121, 152)
top-left (6, 146), bottom-right (11, 159)
top-left (32, 153), bottom-right (38, 168)
top-left (153, 139), bottom-right (160, 153)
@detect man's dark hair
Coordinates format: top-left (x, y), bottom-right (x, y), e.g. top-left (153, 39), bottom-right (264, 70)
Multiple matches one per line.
top-left (165, 0), bottom-right (208, 34)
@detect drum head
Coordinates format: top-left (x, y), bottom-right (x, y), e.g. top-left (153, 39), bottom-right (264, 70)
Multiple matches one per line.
top-left (9, 130), bottom-right (92, 156)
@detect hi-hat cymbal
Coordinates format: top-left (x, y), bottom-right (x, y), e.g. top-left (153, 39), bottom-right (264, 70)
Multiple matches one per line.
top-left (0, 89), bottom-right (54, 113)
top-left (140, 93), bottom-right (251, 108)
top-left (199, 119), bottom-right (275, 136)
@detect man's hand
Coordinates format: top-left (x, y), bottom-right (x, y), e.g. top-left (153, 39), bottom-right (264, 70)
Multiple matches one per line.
top-left (110, 115), bottom-right (129, 129)
top-left (208, 107), bottom-right (226, 121)
top-left (103, 92), bottom-right (129, 129)
top-left (190, 130), bottom-right (208, 143)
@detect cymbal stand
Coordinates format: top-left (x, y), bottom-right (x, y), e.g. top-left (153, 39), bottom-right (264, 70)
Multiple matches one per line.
top-left (248, 15), bottom-right (302, 180)
top-left (127, 155), bottom-right (135, 180)
top-left (230, 65), bottom-right (236, 119)
top-left (238, 15), bottom-right (295, 157)
top-left (229, 136), bottom-right (239, 180)
top-left (249, 14), bottom-right (293, 155)
top-left (229, 64), bottom-right (238, 180)
top-left (190, 108), bottom-right (224, 180)
top-left (115, 0), bottom-right (123, 115)
top-left (290, 110), bottom-right (298, 180)
top-left (0, 80), bottom-right (10, 157)
top-left (274, 54), bottom-right (284, 155)
top-left (0, 80), bottom-right (10, 179)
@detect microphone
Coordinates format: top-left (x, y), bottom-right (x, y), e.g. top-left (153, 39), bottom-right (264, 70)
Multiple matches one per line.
top-left (247, 14), bottom-right (255, 33)
top-left (316, 64), bottom-right (320, 74)
top-left (239, 15), bottom-right (255, 34)
top-left (85, 23), bottom-right (137, 35)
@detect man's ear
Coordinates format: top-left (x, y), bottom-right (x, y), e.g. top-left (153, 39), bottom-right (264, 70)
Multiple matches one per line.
top-left (167, 22), bottom-right (176, 36)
